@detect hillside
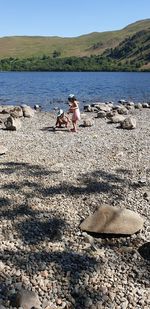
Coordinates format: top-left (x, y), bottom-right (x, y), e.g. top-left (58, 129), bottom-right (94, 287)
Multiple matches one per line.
top-left (0, 19), bottom-right (149, 59)
top-left (105, 29), bottom-right (150, 69)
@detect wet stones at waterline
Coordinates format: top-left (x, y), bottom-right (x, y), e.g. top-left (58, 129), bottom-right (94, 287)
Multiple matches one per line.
top-left (21, 105), bottom-right (35, 117)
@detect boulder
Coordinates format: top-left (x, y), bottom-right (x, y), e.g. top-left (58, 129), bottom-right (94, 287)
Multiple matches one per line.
top-left (0, 105), bottom-right (15, 113)
top-left (84, 105), bottom-right (92, 112)
top-left (107, 103), bottom-right (114, 108)
top-left (120, 116), bottom-right (136, 129)
top-left (95, 103), bottom-right (111, 112)
top-left (112, 104), bottom-right (121, 110)
top-left (0, 113), bottom-right (10, 124)
top-left (91, 102), bottom-right (104, 107)
top-left (97, 111), bottom-right (106, 118)
top-left (117, 106), bottom-right (128, 115)
top-left (109, 114), bottom-right (125, 123)
top-left (21, 105), bottom-right (34, 117)
top-left (4, 116), bottom-right (21, 131)
top-left (118, 99), bottom-right (127, 104)
top-left (106, 111), bottom-right (115, 119)
top-left (126, 105), bottom-right (135, 111)
top-left (80, 205), bottom-right (144, 235)
top-left (142, 102), bottom-right (149, 108)
top-left (134, 103), bottom-right (143, 109)
top-left (83, 118), bottom-right (94, 127)
top-left (10, 106), bottom-right (23, 118)
top-left (13, 289), bottom-right (41, 309)
top-left (126, 101), bottom-right (135, 106)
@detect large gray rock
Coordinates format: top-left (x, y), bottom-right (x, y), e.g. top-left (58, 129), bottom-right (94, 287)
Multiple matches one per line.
top-left (84, 105), bottom-right (92, 112)
top-left (142, 102), bottom-right (149, 108)
top-left (0, 105), bottom-right (23, 117)
top-left (126, 101), bottom-right (135, 107)
top-left (134, 103), bottom-right (143, 109)
top-left (4, 116), bottom-right (21, 130)
top-left (10, 106), bottom-right (23, 118)
top-left (117, 106), bottom-right (128, 115)
top-left (22, 105), bottom-right (34, 117)
top-left (95, 103), bottom-right (111, 112)
top-left (14, 289), bottom-right (41, 309)
top-left (80, 205), bottom-right (144, 235)
top-left (0, 105), bottom-right (15, 113)
top-left (83, 118), bottom-right (94, 127)
top-left (0, 113), bottom-right (10, 124)
top-left (109, 114), bottom-right (125, 123)
top-left (97, 111), bottom-right (106, 118)
top-left (120, 116), bottom-right (136, 129)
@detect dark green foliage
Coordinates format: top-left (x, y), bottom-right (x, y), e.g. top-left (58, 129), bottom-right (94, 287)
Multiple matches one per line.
top-left (106, 29), bottom-right (150, 62)
top-left (0, 55), bottom-right (139, 72)
top-left (52, 50), bottom-right (61, 58)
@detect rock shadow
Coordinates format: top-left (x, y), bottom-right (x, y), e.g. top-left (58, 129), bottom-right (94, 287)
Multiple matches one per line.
top-left (17, 217), bottom-right (66, 244)
top-left (138, 242), bottom-right (150, 261)
top-left (1, 249), bottom-right (99, 309)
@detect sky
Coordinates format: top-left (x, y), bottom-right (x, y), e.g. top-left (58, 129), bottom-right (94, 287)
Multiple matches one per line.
top-left (0, 0), bottom-right (150, 38)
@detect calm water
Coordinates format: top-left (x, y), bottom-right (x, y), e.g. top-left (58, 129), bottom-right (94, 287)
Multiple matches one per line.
top-left (0, 72), bottom-right (149, 111)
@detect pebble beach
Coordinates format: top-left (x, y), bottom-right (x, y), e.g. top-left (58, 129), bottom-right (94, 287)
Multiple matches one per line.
top-left (0, 106), bottom-right (150, 309)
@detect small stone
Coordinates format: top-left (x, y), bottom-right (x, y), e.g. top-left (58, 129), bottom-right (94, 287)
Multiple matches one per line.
top-left (16, 270), bottom-right (21, 276)
top-left (56, 298), bottom-right (62, 305)
top-left (143, 191), bottom-right (150, 201)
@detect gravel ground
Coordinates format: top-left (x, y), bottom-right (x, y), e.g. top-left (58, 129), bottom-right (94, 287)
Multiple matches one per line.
top-left (0, 108), bottom-right (150, 309)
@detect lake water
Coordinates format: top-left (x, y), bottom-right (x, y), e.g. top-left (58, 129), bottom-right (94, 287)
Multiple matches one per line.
top-left (0, 72), bottom-right (149, 111)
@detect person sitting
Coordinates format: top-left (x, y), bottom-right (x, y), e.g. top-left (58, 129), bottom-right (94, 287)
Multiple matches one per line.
top-left (55, 109), bottom-right (70, 128)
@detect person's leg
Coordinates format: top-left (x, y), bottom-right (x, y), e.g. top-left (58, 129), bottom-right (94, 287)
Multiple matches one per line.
top-left (74, 121), bottom-right (77, 132)
top-left (62, 118), bottom-right (68, 127)
top-left (71, 120), bottom-right (77, 132)
top-left (66, 117), bottom-right (70, 128)
top-left (56, 118), bottom-right (62, 128)
top-left (55, 117), bottom-right (59, 127)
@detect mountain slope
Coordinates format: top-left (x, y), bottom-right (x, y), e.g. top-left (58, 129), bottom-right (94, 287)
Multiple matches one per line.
top-left (0, 19), bottom-right (149, 59)
top-left (105, 29), bottom-right (150, 64)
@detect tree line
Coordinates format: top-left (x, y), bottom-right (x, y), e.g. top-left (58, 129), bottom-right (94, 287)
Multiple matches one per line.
top-left (0, 54), bottom-right (148, 72)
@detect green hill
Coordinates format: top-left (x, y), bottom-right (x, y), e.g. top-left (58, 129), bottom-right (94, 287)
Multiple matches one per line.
top-left (0, 19), bottom-right (149, 71)
top-left (0, 19), bottom-right (149, 59)
top-left (105, 28), bottom-right (150, 69)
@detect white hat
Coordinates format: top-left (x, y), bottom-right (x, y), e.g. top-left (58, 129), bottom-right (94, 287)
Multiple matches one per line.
top-left (57, 109), bottom-right (63, 117)
top-left (68, 94), bottom-right (75, 99)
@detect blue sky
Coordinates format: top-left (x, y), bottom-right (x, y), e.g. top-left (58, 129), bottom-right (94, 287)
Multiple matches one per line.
top-left (0, 0), bottom-right (150, 37)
